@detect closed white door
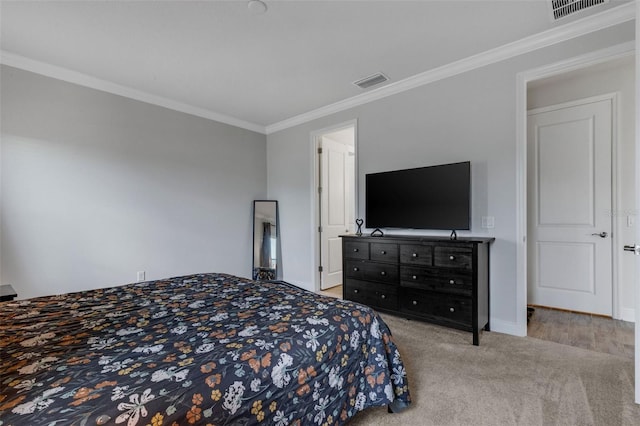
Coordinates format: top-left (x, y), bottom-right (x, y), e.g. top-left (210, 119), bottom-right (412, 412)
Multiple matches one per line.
top-left (528, 97), bottom-right (613, 315)
top-left (320, 137), bottom-right (355, 290)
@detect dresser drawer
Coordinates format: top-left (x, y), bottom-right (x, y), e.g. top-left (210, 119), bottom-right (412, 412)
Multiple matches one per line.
top-left (370, 243), bottom-right (398, 262)
top-left (344, 241), bottom-right (369, 260)
top-left (345, 260), bottom-right (366, 280)
top-left (400, 266), bottom-right (472, 296)
top-left (399, 289), bottom-right (472, 326)
top-left (400, 244), bottom-right (432, 266)
top-left (344, 279), bottom-right (398, 311)
top-left (434, 246), bottom-right (473, 269)
top-left (346, 261), bottom-right (398, 284)
top-left (363, 262), bottom-right (398, 284)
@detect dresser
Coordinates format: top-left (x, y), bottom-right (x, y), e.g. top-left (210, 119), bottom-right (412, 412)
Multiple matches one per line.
top-left (341, 234), bottom-right (493, 345)
top-left (0, 284), bottom-right (17, 302)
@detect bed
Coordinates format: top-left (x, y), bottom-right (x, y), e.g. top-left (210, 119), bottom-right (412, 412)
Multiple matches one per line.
top-left (0, 273), bottom-right (410, 425)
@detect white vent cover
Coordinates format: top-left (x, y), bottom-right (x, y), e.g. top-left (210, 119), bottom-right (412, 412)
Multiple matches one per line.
top-left (549, 0), bottom-right (608, 20)
top-left (353, 73), bottom-right (389, 89)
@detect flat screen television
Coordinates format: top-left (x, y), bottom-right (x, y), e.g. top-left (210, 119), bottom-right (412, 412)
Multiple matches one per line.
top-left (365, 161), bottom-right (471, 231)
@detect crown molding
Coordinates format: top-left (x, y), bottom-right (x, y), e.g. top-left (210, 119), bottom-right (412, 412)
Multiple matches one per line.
top-left (265, 1), bottom-right (635, 134)
top-left (0, 51), bottom-right (267, 134)
top-left (1, 2), bottom-right (634, 136)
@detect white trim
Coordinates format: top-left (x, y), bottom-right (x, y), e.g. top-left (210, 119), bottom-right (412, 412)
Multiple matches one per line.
top-left (516, 42), bottom-right (635, 338)
top-left (266, 2), bottom-right (635, 134)
top-left (635, 0), bottom-right (640, 405)
top-left (620, 307), bottom-right (635, 323)
top-left (309, 120), bottom-right (358, 292)
top-left (612, 92), bottom-right (621, 321)
top-left (490, 319), bottom-right (526, 337)
top-left (0, 51), bottom-right (267, 135)
top-left (527, 92), bottom-right (619, 115)
top-left (515, 69), bottom-right (529, 338)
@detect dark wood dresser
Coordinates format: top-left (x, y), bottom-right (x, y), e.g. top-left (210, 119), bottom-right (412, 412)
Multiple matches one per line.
top-left (0, 284), bottom-right (17, 302)
top-left (341, 234), bottom-right (493, 345)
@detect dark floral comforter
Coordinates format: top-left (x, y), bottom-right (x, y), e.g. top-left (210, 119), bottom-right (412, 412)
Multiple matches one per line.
top-left (0, 273), bottom-right (410, 425)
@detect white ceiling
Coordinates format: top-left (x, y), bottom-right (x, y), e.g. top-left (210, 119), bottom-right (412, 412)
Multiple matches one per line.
top-left (0, 0), bottom-right (633, 133)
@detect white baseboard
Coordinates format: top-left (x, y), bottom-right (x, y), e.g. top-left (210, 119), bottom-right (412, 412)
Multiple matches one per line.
top-left (620, 307), bottom-right (635, 323)
top-left (490, 318), bottom-right (527, 337)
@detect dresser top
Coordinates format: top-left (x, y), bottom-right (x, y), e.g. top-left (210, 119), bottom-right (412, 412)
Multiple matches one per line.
top-left (341, 234), bottom-right (494, 244)
top-left (0, 284), bottom-right (17, 298)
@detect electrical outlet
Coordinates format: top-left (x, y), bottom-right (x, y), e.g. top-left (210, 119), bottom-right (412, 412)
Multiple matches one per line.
top-left (137, 271), bottom-right (146, 282)
top-left (482, 216), bottom-right (495, 229)
top-left (627, 215), bottom-right (635, 228)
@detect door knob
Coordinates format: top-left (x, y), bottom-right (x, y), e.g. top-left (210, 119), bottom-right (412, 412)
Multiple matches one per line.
top-left (591, 232), bottom-right (608, 238)
top-left (623, 244), bottom-right (640, 255)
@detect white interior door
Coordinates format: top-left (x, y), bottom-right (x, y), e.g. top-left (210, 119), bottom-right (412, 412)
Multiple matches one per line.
top-left (320, 137), bottom-right (355, 290)
top-left (528, 97), bottom-right (613, 316)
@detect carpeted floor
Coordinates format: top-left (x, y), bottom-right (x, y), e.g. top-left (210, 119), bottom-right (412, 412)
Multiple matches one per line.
top-left (349, 313), bottom-right (640, 425)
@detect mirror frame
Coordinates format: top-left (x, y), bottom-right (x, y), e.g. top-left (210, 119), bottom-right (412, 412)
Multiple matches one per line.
top-left (252, 200), bottom-right (279, 281)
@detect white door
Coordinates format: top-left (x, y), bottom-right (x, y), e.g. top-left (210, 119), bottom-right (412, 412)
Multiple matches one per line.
top-left (320, 137), bottom-right (355, 290)
top-left (528, 97), bottom-right (613, 315)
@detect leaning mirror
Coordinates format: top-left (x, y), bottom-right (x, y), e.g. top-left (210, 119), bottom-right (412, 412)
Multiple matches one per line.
top-left (252, 200), bottom-right (279, 281)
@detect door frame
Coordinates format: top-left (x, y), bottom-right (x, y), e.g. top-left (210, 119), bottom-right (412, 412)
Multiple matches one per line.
top-left (527, 93), bottom-right (617, 316)
top-left (634, 4), bottom-right (639, 403)
top-left (515, 41), bottom-right (635, 337)
top-left (309, 119), bottom-right (358, 292)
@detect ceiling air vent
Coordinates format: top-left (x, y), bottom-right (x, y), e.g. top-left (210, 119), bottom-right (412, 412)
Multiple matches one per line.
top-left (353, 72), bottom-right (389, 89)
top-left (549, 0), bottom-right (609, 21)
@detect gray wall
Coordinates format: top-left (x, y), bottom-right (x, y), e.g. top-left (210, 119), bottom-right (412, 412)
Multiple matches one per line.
top-left (1, 66), bottom-right (267, 299)
top-left (266, 22), bottom-right (635, 331)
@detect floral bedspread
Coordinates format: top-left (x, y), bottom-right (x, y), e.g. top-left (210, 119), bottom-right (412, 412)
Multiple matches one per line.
top-left (0, 273), bottom-right (410, 425)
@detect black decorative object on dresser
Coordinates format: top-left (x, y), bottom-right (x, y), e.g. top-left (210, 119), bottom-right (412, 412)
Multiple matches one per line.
top-left (342, 234), bottom-right (493, 345)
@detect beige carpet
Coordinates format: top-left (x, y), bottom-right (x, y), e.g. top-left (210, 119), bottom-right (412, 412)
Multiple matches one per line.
top-left (349, 313), bottom-right (640, 425)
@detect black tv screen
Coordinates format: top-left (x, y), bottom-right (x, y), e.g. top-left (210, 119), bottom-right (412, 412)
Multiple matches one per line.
top-left (365, 161), bottom-right (471, 230)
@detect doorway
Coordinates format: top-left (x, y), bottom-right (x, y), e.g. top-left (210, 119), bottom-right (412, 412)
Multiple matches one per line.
top-left (517, 43), bottom-right (638, 402)
top-left (525, 55), bottom-right (635, 322)
top-left (313, 122), bottom-right (357, 291)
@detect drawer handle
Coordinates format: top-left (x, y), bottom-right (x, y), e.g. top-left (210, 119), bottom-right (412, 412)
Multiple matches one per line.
top-left (381, 250), bottom-right (386, 255)
top-left (449, 255), bottom-right (455, 261)
top-left (380, 294), bottom-right (386, 299)
top-left (380, 271), bottom-right (386, 276)
top-left (449, 307), bottom-right (455, 312)
top-left (353, 289), bottom-right (359, 294)
top-left (353, 267), bottom-right (359, 272)
top-left (412, 253), bottom-right (418, 258)
top-left (449, 279), bottom-right (455, 285)
top-left (412, 300), bottom-right (418, 306)
top-left (353, 248), bottom-right (359, 252)
top-left (412, 275), bottom-right (417, 280)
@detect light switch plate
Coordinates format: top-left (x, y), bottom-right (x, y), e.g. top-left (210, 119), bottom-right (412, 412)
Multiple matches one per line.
top-left (482, 216), bottom-right (495, 229)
